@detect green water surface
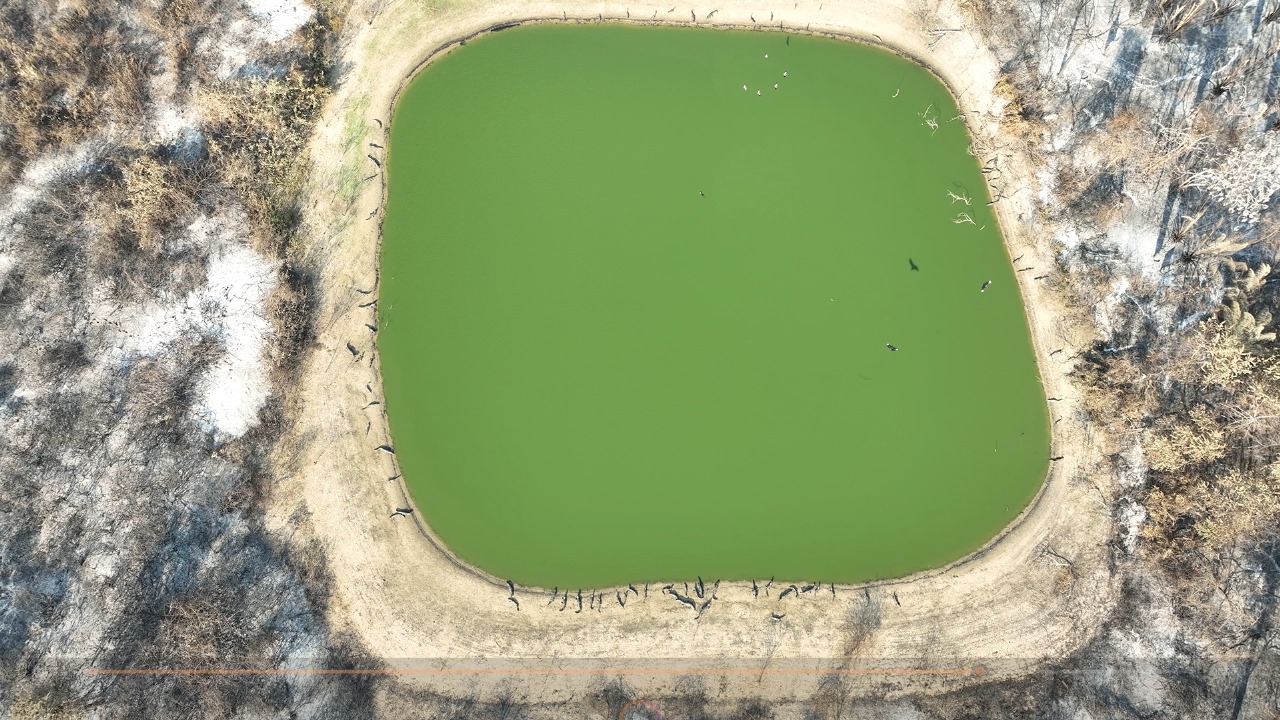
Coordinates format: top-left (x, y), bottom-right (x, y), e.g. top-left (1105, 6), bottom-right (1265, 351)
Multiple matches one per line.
top-left (380, 25), bottom-right (1049, 588)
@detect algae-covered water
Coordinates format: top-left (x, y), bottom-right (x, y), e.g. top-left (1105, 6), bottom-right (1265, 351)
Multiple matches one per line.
top-left (380, 24), bottom-right (1049, 588)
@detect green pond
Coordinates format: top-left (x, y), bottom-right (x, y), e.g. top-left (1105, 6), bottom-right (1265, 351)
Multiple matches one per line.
top-left (380, 24), bottom-right (1049, 588)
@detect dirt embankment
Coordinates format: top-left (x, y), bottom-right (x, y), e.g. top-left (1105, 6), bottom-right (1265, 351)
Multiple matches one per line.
top-left (273, 0), bottom-right (1117, 707)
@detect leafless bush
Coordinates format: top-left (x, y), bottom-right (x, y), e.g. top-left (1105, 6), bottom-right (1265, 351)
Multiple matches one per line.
top-left (1183, 140), bottom-right (1280, 226)
top-left (840, 593), bottom-right (882, 658)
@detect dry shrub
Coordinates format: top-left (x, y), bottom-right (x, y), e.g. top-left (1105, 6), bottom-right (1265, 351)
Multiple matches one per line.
top-left (198, 72), bottom-right (331, 237)
top-left (1195, 467), bottom-right (1280, 550)
top-left (1147, 108), bottom-right (1231, 177)
top-left (1144, 467), bottom-right (1280, 556)
top-left (159, 595), bottom-right (250, 666)
top-left (839, 595), bottom-right (881, 657)
top-left (1146, 405), bottom-right (1228, 473)
top-left (1072, 110), bottom-right (1152, 229)
top-left (1089, 190), bottom-right (1134, 230)
top-left (1199, 319), bottom-right (1264, 386)
top-left (1089, 108), bottom-right (1152, 171)
top-left (1079, 354), bottom-right (1157, 425)
top-left (156, 0), bottom-right (198, 86)
top-left (267, 265), bottom-right (316, 367)
top-left (1139, 318), bottom-right (1280, 556)
top-left (992, 76), bottom-right (1045, 149)
top-left (1053, 162), bottom-right (1090, 210)
top-left (117, 155), bottom-right (169, 251)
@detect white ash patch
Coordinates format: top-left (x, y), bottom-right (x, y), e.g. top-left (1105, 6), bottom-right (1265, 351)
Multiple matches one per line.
top-left (151, 102), bottom-right (205, 162)
top-left (191, 239), bottom-right (277, 439)
top-left (1117, 498), bottom-right (1148, 554)
top-left (1098, 587), bottom-right (1179, 714)
top-left (115, 296), bottom-right (193, 358)
top-left (101, 213), bottom-right (278, 439)
top-left (1117, 436), bottom-right (1147, 489)
top-left (214, 25), bottom-right (253, 80)
top-left (154, 103), bottom-right (193, 143)
top-left (213, 0), bottom-right (314, 78)
top-left (173, 213), bottom-right (222, 255)
top-left (0, 382), bottom-right (34, 411)
top-left (0, 251), bottom-right (15, 299)
top-left (1105, 215), bottom-right (1164, 278)
top-left (246, 0), bottom-right (315, 43)
top-left (1113, 590), bottom-right (1180, 662)
top-left (1036, 167), bottom-right (1057, 208)
top-left (1093, 276), bottom-right (1131, 342)
top-left (84, 550), bottom-right (121, 581)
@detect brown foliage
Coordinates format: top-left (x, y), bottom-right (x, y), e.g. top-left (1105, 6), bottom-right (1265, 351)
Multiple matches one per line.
top-left (1140, 314), bottom-right (1280, 557)
top-left (1146, 405), bottom-right (1227, 473)
top-left (992, 76), bottom-right (1046, 149)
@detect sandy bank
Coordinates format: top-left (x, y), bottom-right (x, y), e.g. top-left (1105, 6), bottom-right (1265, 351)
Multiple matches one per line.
top-left (271, 0), bottom-right (1116, 707)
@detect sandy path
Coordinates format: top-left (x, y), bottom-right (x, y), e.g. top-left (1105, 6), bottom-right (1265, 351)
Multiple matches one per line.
top-left (270, 0), bottom-right (1117, 706)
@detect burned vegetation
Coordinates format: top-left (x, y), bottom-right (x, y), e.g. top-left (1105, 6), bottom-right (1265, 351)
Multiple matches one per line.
top-left (0, 0), bottom-right (377, 716)
top-left (950, 0), bottom-right (1280, 715)
top-left (4, 0), bottom-right (1280, 716)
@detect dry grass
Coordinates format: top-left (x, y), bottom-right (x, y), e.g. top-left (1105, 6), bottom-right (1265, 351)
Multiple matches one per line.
top-left (117, 155), bottom-right (172, 251)
top-left (9, 697), bottom-right (78, 720)
top-left (0, 3), bottom-right (155, 180)
top-left (1154, 0), bottom-right (1237, 39)
top-left (198, 71), bottom-right (332, 247)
